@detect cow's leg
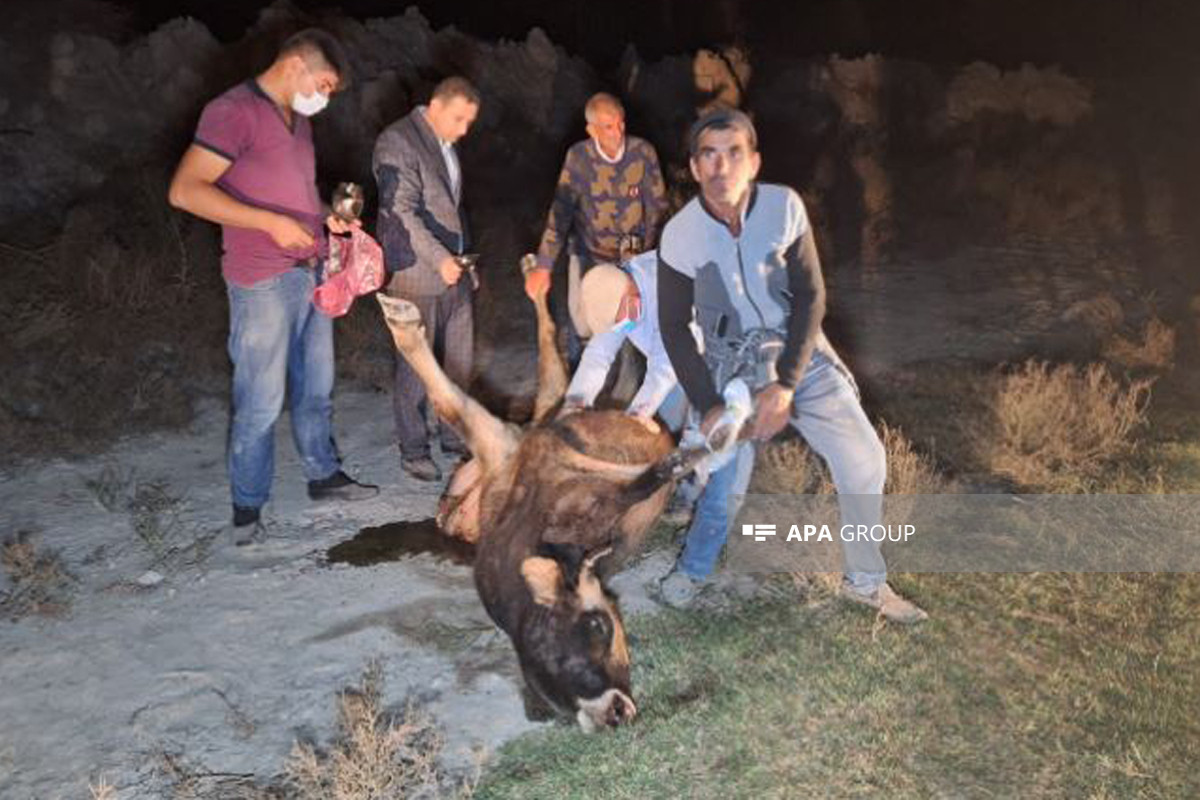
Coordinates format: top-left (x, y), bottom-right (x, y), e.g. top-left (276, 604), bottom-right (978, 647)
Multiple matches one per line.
top-left (531, 289), bottom-right (568, 422)
top-left (523, 255), bottom-right (568, 423)
top-left (377, 293), bottom-right (517, 471)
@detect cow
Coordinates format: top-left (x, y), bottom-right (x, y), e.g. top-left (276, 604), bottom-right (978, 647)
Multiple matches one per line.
top-left (376, 276), bottom-right (720, 731)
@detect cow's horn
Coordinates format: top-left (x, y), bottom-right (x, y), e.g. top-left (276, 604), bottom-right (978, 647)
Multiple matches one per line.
top-left (582, 545), bottom-right (614, 574)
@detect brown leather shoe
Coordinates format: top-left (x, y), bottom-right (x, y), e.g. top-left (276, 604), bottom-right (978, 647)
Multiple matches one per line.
top-left (401, 456), bottom-right (442, 482)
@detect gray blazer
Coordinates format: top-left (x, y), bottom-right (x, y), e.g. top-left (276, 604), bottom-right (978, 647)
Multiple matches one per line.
top-left (372, 107), bottom-right (470, 298)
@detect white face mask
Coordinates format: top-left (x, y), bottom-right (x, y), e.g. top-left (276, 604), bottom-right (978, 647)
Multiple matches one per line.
top-left (291, 88), bottom-right (329, 117)
top-left (292, 63), bottom-right (331, 116)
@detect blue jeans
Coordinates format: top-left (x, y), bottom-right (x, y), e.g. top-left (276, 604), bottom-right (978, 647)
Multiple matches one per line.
top-left (676, 352), bottom-right (888, 592)
top-left (226, 268), bottom-right (340, 509)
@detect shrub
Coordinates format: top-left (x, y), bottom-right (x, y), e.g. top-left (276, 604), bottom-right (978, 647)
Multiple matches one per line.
top-left (284, 661), bottom-right (472, 800)
top-left (977, 360), bottom-right (1151, 491)
top-left (1103, 316), bottom-right (1176, 372)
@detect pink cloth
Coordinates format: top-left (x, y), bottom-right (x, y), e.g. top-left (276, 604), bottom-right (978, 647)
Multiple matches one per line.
top-left (313, 228), bottom-right (386, 317)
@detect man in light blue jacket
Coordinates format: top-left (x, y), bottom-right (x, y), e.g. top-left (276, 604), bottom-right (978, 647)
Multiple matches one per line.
top-left (560, 253), bottom-right (696, 433)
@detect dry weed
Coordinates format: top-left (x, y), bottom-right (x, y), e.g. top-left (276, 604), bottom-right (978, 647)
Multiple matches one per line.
top-left (0, 531), bottom-right (75, 619)
top-left (1102, 317), bottom-right (1176, 371)
top-left (89, 774), bottom-right (118, 799)
top-left (977, 360), bottom-right (1151, 492)
top-left (85, 463), bottom-right (138, 512)
top-left (84, 467), bottom-right (214, 571)
top-left (1062, 294), bottom-right (1123, 338)
top-left (153, 750), bottom-right (277, 800)
top-left (879, 422), bottom-right (948, 496)
top-left (755, 426), bottom-right (947, 596)
top-left (752, 423), bottom-right (947, 497)
top-left (751, 439), bottom-right (835, 495)
top-left (284, 661), bottom-right (468, 799)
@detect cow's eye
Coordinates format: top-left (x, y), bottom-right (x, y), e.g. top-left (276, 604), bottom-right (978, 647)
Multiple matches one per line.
top-left (582, 612), bottom-right (611, 645)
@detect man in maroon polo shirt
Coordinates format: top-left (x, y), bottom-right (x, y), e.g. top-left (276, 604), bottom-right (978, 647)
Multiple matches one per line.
top-left (168, 29), bottom-right (377, 545)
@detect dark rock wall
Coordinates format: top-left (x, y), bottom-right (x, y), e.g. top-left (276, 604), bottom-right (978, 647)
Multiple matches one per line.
top-left (1, 2), bottom-right (1189, 267)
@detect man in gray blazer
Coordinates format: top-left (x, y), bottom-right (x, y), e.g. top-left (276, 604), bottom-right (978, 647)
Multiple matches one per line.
top-left (373, 77), bottom-right (480, 481)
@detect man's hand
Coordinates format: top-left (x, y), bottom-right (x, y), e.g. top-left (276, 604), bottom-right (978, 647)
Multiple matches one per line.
top-left (325, 213), bottom-right (362, 235)
top-left (751, 383), bottom-right (794, 441)
top-left (438, 255), bottom-right (463, 286)
top-left (524, 268), bottom-right (551, 300)
top-left (265, 213), bottom-right (315, 250)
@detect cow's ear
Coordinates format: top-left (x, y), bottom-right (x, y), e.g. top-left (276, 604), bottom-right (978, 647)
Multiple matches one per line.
top-left (521, 556), bottom-right (562, 606)
top-left (537, 541), bottom-right (587, 588)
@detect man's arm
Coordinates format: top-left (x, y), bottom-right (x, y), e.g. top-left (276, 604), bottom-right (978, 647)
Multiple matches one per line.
top-left (658, 254), bottom-right (721, 416)
top-left (375, 137), bottom-right (457, 286)
top-left (534, 151), bottom-right (580, 271)
top-left (749, 226), bottom-right (827, 440)
top-left (168, 145), bottom-right (313, 250)
top-left (774, 227), bottom-right (826, 389)
top-left (627, 339), bottom-right (679, 419)
top-left (562, 327), bottom-right (625, 408)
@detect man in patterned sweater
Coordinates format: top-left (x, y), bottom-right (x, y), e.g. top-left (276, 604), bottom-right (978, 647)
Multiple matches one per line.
top-left (524, 92), bottom-right (668, 363)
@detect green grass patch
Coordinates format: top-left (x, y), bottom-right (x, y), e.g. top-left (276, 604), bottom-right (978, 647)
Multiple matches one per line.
top-left (478, 573), bottom-right (1200, 798)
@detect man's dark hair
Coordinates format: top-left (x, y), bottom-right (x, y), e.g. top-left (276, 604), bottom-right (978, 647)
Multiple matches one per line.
top-left (432, 76), bottom-right (481, 107)
top-left (687, 106), bottom-right (758, 156)
top-left (279, 28), bottom-right (351, 91)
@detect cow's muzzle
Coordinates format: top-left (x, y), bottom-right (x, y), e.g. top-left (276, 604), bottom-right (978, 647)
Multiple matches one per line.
top-left (576, 688), bottom-right (638, 732)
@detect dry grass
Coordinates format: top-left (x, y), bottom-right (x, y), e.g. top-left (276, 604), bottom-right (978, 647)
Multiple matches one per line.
top-left (975, 360), bottom-right (1152, 492)
top-left (284, 661), bottom-right (474, 800)
top-left (878, 421), bottom-right (949, 495)
top-left (1062, 294), bottom-right (1124, 338)
top-left (0, 531), bottom-right (75, 620)
top-left (152, 750), bottom-right (279, 800)
top-left (88, 775), bottom-right (118, 800)
top-left (750, 424), bottom-right (948, 596)
top-left (1102, 316), bottom-right (1176, 371)
top-left (55, 172), bottom-right (205, 311)
top-left (750, 438), bottom-right (836, 495)
top-left (85, 463), bottom-right (138, 512)
top-left (84, 467), bottom-right (216, 572)
top-left (750, 422), bottom-right (947, 497)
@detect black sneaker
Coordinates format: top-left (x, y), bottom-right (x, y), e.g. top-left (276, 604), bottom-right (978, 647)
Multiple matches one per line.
top-left (232, 504), bottom-right (261, 527)
top-left (307, 470), bottom-right (380, 502)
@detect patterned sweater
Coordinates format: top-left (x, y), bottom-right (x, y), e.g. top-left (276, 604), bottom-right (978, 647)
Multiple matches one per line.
top-left (535, 135), bottom-right (668, 270)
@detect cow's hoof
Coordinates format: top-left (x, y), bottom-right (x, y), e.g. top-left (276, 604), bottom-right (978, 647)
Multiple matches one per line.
top-left (375, 292), bottom-right (422, 328)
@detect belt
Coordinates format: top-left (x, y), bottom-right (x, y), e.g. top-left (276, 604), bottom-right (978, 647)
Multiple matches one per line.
top-left (294, 256), bottom-right (320, 270)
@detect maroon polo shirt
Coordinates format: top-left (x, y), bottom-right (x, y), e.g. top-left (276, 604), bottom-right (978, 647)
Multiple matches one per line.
top-left (194, 80), bottom-right (326, 287)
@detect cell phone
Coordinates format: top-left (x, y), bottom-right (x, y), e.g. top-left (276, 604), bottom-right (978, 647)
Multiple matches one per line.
top-left (455, 253), bottom-right (481, 289)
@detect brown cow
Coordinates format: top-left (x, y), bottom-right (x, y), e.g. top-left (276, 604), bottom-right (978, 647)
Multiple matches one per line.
top-left (376, 280), bottom-right (712, 731)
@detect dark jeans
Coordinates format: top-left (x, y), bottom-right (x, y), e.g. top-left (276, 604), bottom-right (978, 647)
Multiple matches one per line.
top-left (391, 279), bottom-right (473, 457)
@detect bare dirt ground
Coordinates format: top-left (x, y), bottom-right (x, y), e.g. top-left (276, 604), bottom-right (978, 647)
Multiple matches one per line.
top-left (0, 242), bottom-right (1166, 798)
